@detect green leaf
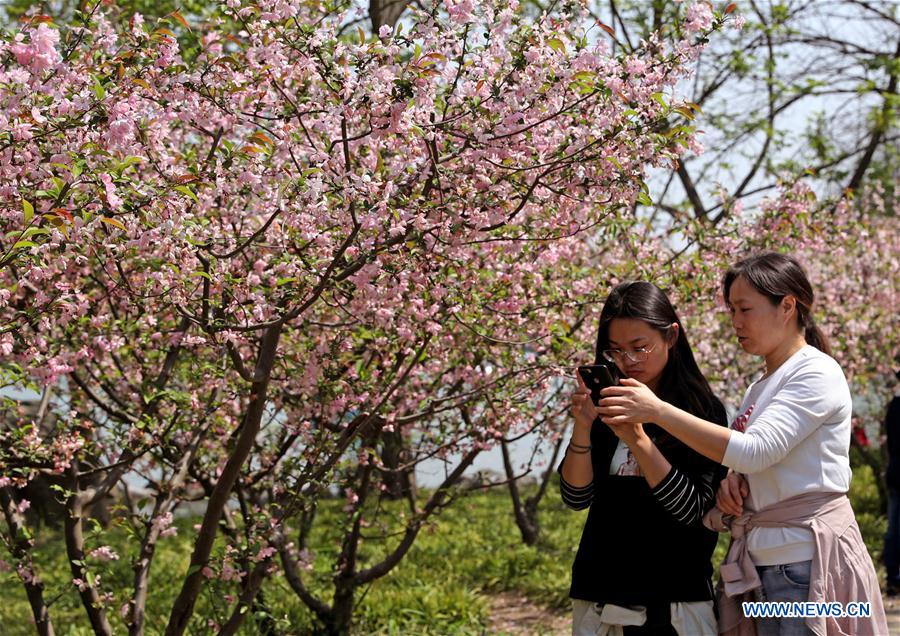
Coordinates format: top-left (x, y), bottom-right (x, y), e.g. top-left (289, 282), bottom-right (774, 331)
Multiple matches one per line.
top-left (21, 227), bottom-right (51, 239)
top-left (22, 200), bottom-right (33, 224)
top-left (192, 271), bottom-right (211, 281)
top-left (13, 240), bottom-right (37, 250)
top-left (175, 185), bottom-right (199, 203)
top-left (652, 92), bottom-right (667, 108)
top-left (186, 564), bottom-right (204, 577)
top-left (547, 38), bottom-right (565, 53)
top-left (92, 75), bottom-right (106, 101)
top-left (118, 156), bottom-right (144, 172)
top-left (636, 192), bottom-right (653, 206)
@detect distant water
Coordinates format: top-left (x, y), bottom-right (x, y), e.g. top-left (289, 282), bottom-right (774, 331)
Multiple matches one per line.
top-left (415, 429), bottom-right (563, 488)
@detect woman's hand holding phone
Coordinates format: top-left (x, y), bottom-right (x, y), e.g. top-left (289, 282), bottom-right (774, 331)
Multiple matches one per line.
top-left (570, 373), bottom-right (599, 431)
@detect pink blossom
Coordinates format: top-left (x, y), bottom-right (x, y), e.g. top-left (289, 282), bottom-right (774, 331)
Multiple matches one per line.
top-left (10, 24), bottom-right (60, 73)
top-left (445, 0), bottom-right (476, 24)
top-left (685, 2), bottom-right (714, 33)
top-left (0, 333), bottom-right (13, 356)
top-left (151, 511), bottom-right (178, 538)
top-left (625, 57), bottom-right (648, 76)
top-left (99, 174), bottom-right (123, 210)
top-left (89, 546), bottom-right (119, 562)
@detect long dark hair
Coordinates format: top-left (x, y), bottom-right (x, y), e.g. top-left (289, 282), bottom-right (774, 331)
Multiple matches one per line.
top-left (594, 281), bottom-right (723, 420)
top-left (722, 251), bottom-right (831, 356)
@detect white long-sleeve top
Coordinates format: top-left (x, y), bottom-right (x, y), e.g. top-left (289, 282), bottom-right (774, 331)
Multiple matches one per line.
top-left (722, 345), bottom-right (852, 566)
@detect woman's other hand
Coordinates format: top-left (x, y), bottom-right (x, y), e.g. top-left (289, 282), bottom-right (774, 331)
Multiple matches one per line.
top-left (597, 378), bottom-right (664, 425)
top-left (716, 471), bottom-right (749, 516)
top-left (571, 373), bottom-right (599, 430)
top-left (605, 420), bottom-right (646, 447)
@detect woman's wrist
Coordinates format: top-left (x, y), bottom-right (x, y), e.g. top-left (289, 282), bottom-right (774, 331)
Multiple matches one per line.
top-left (631, 430), bottom-right (653, 453)
top-left (571, 422), bottom-right (592, 444)
top-left (653, 399), bottom-right (672, 429)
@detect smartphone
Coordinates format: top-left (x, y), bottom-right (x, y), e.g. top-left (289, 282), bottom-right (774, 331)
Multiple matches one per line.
top-left (577, 363), bottom-right (621, 406)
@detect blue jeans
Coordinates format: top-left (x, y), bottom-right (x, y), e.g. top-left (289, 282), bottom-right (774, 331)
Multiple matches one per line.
top-left (753, 561), bottom-right (814, 636)
top-left (884, 487), bottom-right (900, 586)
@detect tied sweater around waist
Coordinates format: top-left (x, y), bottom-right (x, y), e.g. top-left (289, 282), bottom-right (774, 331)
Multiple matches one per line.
top-left (705, 491), bottom-right (888, 636)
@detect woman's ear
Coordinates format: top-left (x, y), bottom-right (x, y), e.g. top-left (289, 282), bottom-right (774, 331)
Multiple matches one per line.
top-left (781, 295), bottom-right (797, 324)
top-left (667, 322), bottom-right (679, 348)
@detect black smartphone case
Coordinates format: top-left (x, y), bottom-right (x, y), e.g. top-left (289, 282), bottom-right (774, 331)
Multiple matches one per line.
top-left (578, 363), bottom-right (622, 405)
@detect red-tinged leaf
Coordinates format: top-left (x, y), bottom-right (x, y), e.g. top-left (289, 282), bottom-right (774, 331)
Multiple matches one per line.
top-left (19, 14), bottom-right (53, 23)
top-left (251, 132), bottom-right (274, 146)
top-left (597, 22), bottom-right (616, 37)
top-left (725, 3), bottom-right (737, 14)
top-left (175, 174), bottom-right (198, 183)
top-left (215, 56), bottom-right (242, 69)
top-left (101, 217), bottom-right (127, 231)
top-left (170, 10), bottom-right (191, 31)
top-left (241, 145), bottom-right (260, 154)
top-left (117, 64), bottom-right (125, 80)
top-left (357, 26), bottom-right (365, 45)
top-left (154, 27), bottom-right (176, 38)
top-left (133, 78), bottom-right (152, 90)
top-left (52, 208), bottom-right (74, 221)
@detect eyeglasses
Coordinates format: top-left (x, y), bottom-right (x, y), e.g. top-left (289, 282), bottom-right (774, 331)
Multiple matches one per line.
top-left (602, 343), bottom-right (657, 364)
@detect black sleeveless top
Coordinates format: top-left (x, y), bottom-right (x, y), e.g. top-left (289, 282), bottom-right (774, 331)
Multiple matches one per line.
top-left (560, 402), bottom-right (728, 604)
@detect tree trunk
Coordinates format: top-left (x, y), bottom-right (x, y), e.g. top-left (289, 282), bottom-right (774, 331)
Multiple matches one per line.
top-left (0, 487), bottom-right (55, 636)
top-left (165, 324), bottom-right (283, 636)
top-left (377, 428), bottom-right (417, 500)
top-left (501, 440), bottom-right (540, 545)
top-left (325, 582), bottom-right (355, 636)
top-left (501, 437), bottom-right (563, 546)
top-left (65, 490), bottom-right (113, 636)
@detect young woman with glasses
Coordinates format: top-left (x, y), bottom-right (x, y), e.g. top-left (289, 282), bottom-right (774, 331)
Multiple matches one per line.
top-left (597, 253), bottom-right (887, 635)
top-left (559, 280), bottom-right (728, 635)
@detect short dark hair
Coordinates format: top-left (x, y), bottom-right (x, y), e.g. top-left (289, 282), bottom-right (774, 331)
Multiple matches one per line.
top-left (723, 251), bottom-right (831, 356)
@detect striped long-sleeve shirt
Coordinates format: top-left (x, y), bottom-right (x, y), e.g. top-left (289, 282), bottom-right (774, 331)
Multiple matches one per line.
top-left (560, 465), bottom-right (716, 526)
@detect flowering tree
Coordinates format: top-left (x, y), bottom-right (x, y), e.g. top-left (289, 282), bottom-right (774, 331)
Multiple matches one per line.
top-left (532, 0), bottom-right (899, 220)
top-left (0, 0), bottom-right (742, 633)
top-left (596, 178), bottom-right (899, 425)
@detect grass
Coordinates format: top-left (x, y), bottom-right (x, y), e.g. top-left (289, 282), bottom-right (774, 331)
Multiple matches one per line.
top-left (0, 469), bottom-right (886, 635)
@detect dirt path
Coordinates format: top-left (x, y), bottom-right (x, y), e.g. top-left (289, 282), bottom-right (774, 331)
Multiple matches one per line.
top-left (489, 592), bottom-right (900, 635)
top-left (884, 594), bottom-right (900, 634)
top-left (486, 592), bottom-right (569, 636)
